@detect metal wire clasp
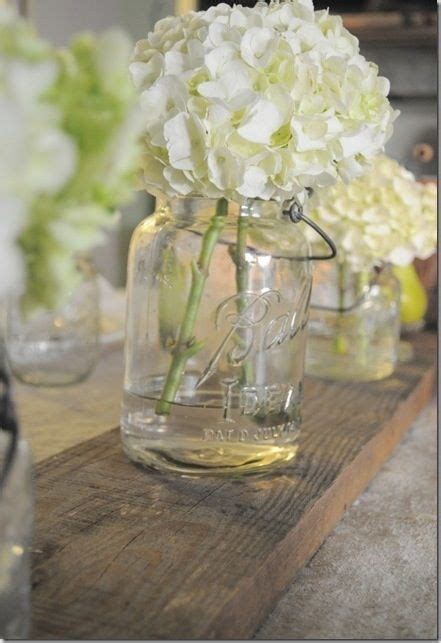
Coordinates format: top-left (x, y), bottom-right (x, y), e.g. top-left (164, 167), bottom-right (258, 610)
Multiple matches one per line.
top-left (283, 200), bottom-right (337, 261)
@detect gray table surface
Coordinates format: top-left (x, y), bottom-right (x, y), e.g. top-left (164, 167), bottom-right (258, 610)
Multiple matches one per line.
top-left (255, 399), bottom-right (437, 640)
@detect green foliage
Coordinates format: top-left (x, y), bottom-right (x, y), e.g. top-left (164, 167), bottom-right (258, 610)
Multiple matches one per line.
top-left (47, 31), bottom-right (140, 210)
top-left (18, 200), bottom-right (61, 313)
top-left (4, 19), bottom-right (142, 313)
top-left (0, 12), bottom-right (51, 61)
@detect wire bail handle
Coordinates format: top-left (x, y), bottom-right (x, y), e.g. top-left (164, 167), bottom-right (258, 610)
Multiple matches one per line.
top-left (284, 199), bottom-right (376, 313)
top-left (283, 199), bottom-right (337, 261)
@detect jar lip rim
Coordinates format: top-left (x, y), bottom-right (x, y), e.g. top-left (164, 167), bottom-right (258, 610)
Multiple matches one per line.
top-left (167, 195), bottom-right (285, 205)
top-left (165, 196), bottom-right (287, 221)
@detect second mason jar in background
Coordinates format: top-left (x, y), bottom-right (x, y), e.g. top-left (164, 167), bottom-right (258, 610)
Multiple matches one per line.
top-left (306, 261), bottom-right (401, 382)
top-left (5, 256), bottom-right (100, 387)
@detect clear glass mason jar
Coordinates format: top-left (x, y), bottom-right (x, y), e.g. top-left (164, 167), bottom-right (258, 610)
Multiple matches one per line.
top-left (121, 197), bottom-right (313, 476)
top-left (306, 261), bottom-right (401, 381)
top-left (5, 256), bottom-right (100, 386)
top-left (0, 438), bottom-right (33, 640)
top-left (0, 352), bottom-right (33, 639)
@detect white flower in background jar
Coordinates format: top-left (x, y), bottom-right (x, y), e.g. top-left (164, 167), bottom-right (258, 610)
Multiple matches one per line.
top-left (305, 155), bottom-right (437, 381)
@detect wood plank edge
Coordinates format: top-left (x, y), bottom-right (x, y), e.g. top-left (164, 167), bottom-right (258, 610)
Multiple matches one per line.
top-left (203, 364), bottom-right (436, 639)
top-left (35, 426), bottom-right (120, 474)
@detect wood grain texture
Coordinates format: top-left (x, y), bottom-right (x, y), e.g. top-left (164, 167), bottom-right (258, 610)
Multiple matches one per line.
top-left (30, 333), bottom-right (436, 640)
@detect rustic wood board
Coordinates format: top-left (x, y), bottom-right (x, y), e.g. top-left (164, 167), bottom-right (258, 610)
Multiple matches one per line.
top-left (30, 333), bottom-right (436, 640)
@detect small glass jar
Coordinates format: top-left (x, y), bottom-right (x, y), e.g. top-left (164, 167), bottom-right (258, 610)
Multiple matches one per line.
top-left (121, 197), bottom-right (313, 476)
top-left (306, 261), bottom-right (401, 381)
top-left (5, 257), bottom-right (99, 386)
top-left (0, 354), bottom-right (33, 639)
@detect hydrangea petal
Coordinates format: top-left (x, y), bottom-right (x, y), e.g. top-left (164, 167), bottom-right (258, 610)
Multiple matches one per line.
top-left (164, 112), bottom-right (206, 171)
top-left (238, 99), bottom-right (285, 144)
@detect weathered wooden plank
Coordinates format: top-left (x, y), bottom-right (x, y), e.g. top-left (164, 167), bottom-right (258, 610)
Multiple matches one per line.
top-left (30, 333), bottom-right (436, 639)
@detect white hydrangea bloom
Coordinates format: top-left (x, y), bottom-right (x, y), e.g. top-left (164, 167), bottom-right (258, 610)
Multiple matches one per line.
top-left (0, 6), bottom-right (77, 197)
top-left (306, 155), bottom-right (437, 271)
top-left (132, 1), bottom-right (398, 202)
top-left (0, 197), bottom-right (28, 298)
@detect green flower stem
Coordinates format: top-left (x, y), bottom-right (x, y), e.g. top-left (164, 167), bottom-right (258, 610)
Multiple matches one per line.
top-left (235, 213), bottom-right (249, 295)
top-left (155, 198), bottom-right (228, 416)
top-left (234, 212), bottom-right (253, 384)
top-left (333, 261), bottom-right (349, 355)
top-left (356, 270), bottom-right (370, 365)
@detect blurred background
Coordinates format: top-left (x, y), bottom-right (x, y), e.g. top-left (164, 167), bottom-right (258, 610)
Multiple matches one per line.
top-left (7, 0), bottom-right (437, 287)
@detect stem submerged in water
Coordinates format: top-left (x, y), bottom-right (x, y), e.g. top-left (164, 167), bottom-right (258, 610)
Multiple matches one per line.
top-left (235, 212), bottom-right (249, 296)
top-left (333, 261), bottom-right (349, 355)
top-left (155, 198), bottom-right (228, 416)
top-left (233, 212), bottom-right (253, 384)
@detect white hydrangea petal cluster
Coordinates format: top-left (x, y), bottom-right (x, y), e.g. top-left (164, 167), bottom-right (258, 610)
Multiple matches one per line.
top-left (0, 75), bottom-right (76, 199)
top-left (131, 1), bottom-right (398, 203)
top-left (0, 197), bottom-right (28, 301)
top-left (306, 154), bottom-right (437, 271)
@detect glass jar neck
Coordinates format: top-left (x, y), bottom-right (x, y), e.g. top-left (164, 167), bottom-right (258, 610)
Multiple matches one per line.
top-left (335, 261), bottom-right (372, 291)
top-left (167, 197), bottom-right (284, 221)
top-left (311, 260), bottom-right (374, 310)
